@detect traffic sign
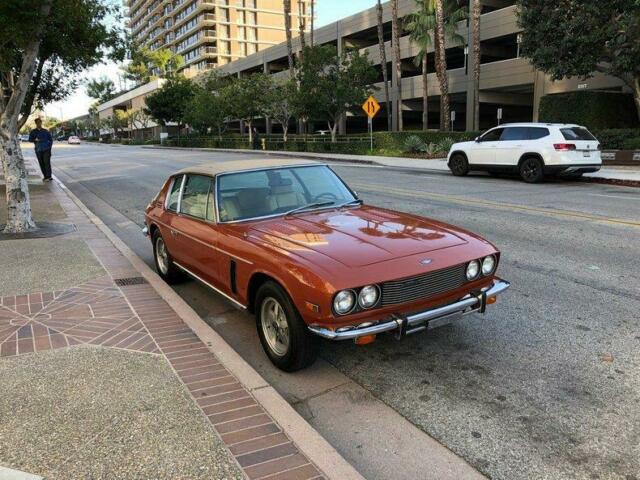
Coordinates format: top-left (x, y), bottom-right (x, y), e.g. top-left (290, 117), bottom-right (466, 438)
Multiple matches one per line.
top-left (362, 96), bottom-right (381, 119)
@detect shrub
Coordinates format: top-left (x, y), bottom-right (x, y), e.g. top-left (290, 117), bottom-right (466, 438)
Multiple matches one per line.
top-left (435, 137), bottom-right (456, 155)
top-left (403, 135), bottom-right (427, 153)
top-left (539, 91), bottom-right (639, 130)
top-left (622, 137), bottom-right (640, 150)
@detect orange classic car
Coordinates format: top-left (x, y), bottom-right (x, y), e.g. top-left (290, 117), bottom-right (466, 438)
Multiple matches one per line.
top-left (144, 159), bottom-right (510, 371)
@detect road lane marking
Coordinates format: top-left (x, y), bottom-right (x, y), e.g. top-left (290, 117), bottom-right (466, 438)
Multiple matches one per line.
top-left (588, 193), bottom-right (640, 201)
top-left (351, 182), bottom-right (640, 228)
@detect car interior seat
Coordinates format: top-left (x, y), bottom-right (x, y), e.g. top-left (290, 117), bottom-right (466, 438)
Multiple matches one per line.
top-left (267, 178), bottom-right (305, 210)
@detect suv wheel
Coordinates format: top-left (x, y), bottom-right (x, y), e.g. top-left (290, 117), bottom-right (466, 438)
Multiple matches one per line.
top-left (519, 157), bottom-right (544, 183)
top-left (449, 153), bottom-right (469, 176)
top-left (256, 281), bottom-right (318, 372)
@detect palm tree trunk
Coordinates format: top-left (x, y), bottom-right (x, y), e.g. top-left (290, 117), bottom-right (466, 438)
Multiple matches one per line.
top-left (283, 0), bottom-right (294, 75)
top-left (310, 0), bottom-right (314, 46)
top-left (391, 0), bottom-right (403, 131)
top-left (434, 0), bottom-right (450, 131)
top-left (471, 0), bottom-right (481, 130)
top-left (298, 1), bottom-right (306, 53)
top-left (377, 0), bottom-right (392, 131)
top-left (422, 54), bottom-right (428, 130)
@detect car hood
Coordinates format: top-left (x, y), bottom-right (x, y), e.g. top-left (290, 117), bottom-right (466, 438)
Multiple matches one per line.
top-left (248, 205), bottom-right (468, 267)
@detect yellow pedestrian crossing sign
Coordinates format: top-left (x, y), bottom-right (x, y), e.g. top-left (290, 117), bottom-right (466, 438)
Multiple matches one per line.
top-left (362, 95), bottom-right (381, 119)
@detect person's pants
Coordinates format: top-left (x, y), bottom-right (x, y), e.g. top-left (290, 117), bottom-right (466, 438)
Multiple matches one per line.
top-left (35, 149), bottom-right (52, 179)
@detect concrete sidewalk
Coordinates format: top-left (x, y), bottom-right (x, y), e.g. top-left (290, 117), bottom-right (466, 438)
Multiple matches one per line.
top-left (144, 146), bottom-right (640, 184)
top-left (0, 179), bottom-right (361, 480)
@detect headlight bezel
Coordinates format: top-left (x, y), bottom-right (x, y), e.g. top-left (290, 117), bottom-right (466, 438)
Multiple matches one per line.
top-left (358, 284), bottom-right (380, 309)
top-left (481, 255), bottom-right (497, 276)
top-left (333, 289), bottom-right (357, 315)
top-left (466, 260), bottom-right (480, 280)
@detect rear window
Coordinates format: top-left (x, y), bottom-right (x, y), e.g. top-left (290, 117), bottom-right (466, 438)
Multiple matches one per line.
top-left (561, 127), bottom-right (596, 141)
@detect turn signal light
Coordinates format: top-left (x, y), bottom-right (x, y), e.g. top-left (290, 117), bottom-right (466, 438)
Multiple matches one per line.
top-left (487, 296), bottom-right (497, 305)
top-left (553, 143), bottom-right (576, 151)
top-left (355, 334), bottom-right (376, 345)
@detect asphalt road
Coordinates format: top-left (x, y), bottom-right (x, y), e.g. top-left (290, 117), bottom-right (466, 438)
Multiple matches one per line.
top-left (40, 143), bottom-right (639, 480)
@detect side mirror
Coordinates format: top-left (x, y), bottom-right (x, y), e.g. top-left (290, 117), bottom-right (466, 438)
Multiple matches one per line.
top-left (475, 136), bottom-right (480, 142)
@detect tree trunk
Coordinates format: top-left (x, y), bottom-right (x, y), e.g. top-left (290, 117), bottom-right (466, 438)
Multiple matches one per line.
top-left (283, 124), bottom-right (289, 142)
top-left (310, 0), bottom-right (314, 46)
top-left (329, 121), bottom-right (337, 143)
top-left (434, 0), bottom-right (450, 131)
top-left (0, 135), bottom-right (36, 233)
top-left (298, 0), bottom-right (306, 54)
top-left (391, 0), bottom-right (403, 131)
top-left (247, 121), bottom-right (253, 143)
top-left (422, 54), bottom-right (429, 130)
top-left (284, 0), bottom-right (294, 76)
top-left (471, 0), bottom-right (481, 131)
top-left (377, 0), bottom-right (392, 132)
top-left (633, 76), bottom-right (640, 123)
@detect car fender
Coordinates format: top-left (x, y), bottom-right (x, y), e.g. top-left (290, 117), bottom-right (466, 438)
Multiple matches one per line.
top-left (518, 151), bottom-right (545, 167)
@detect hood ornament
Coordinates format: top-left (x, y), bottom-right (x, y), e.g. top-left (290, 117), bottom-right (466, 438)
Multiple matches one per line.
top-left (420, 258), bottom-right (433, 265)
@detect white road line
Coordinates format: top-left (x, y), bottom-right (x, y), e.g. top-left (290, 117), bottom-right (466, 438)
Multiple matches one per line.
top-left (588, 193), bottom-right (640, 200)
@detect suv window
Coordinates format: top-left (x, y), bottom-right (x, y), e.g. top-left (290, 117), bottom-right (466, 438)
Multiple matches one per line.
top-left (500, 127), bottom-right (529, 141)
top-left (166, 174), bottom-right (184, 212)
top-left (480, 128), bottom-right (504, 142)
top-left (526, 127), bottom-right (549, 140)
top-left (180, 175), bottom-right (212, 219)
top-left (561, 127), bottom-right (596, 141)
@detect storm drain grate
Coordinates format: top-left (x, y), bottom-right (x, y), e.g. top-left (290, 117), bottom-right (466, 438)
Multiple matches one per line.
top-left (114, 277), bottom-right (148, 286)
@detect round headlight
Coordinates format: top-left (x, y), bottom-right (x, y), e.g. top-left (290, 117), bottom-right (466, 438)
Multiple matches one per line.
top-left (482, 255), bottom-right (496, 276)
top-left (466, 260), bottom-right (480, 280)
top-left (358, 285), bottom-right (379, 309)
top-left (334, 290), bottom-right (356, 315)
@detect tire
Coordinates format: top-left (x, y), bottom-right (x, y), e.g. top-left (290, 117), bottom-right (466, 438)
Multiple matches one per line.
top-left (152, 229), bottom-right (183, 284)
top-left (519, 157), bottom-right (545, 183)
top-left (255, 281), bottom-right (318, 372)
top-left (449, 153), bottom-right (469, 176)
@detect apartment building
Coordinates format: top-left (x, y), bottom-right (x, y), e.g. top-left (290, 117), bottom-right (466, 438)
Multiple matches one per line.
top-left (127, 0), bottom-right (312, 73)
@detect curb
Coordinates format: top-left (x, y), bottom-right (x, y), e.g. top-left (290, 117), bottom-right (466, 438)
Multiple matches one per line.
top-left (52, 175), bottom-right (365, 480)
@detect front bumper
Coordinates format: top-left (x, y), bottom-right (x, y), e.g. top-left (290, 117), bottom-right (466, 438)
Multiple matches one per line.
top-left (308, 278), bottom-right (510, 340)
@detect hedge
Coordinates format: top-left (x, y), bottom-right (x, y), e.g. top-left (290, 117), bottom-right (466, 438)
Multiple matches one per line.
top-left (591, 129), bottom-right (640, 150)
top-left (539, 91), bottom-right (639, 130)
top-left (622, 137), bottom-right (640, 150)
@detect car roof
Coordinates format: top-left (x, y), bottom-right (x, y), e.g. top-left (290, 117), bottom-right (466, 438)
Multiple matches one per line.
top-left (490, 122), bottom-right (583, 128)
top-left (176, 158), bottom-right (320, 177)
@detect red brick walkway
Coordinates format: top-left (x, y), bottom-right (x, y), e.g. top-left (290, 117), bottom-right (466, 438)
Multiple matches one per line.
top-left (0, 182), bottom-right (326, 480)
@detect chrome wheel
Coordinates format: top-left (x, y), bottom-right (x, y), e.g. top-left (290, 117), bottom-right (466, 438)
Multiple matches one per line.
top-left (260, 297), bottom-right (290, 357)
top-left (155, 237), bottom-right (169, 275)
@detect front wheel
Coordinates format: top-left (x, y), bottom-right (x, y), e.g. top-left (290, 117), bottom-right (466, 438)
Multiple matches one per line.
top-left (519, 157), bottom-right (544, 183)
top-left (256, 281), bottom-right (318, 372)
top-left (449, 153), bottom-right (469, 176)
top-left (152, 230), bottom-right (183, 284)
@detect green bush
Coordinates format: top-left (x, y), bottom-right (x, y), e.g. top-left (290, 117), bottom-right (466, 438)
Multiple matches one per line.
top-left (539, 91), bottom-right (639, 130)
top-left (435, 137), bottom-right (456, 155)
top-left (622, 137), bottom-right (640, 150)
top-left (403, 135), bottom-right (427, 153)
top-left (591, 129), bottom-right (640, 149)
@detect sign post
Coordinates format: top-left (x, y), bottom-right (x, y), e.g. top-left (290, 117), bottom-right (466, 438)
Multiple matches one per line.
top-left (497, 107), bottom-right (503, 125)
top-left (362, 95), bottom-right (381, 153)
top-left (451, 111), bottom-right (456, 132)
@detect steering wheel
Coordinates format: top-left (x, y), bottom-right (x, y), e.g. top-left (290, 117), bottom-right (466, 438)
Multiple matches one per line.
top-left (314, 192), bottom-right (338, 202)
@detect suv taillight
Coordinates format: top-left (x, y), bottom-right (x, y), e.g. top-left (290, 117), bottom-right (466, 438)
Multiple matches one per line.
top-left (553, 143), bottom-right (576, 151)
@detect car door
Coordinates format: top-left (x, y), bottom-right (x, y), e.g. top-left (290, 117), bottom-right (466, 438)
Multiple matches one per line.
top-left (471, 127), bottom-right (504, 165)
top-left (170, 174), bottom-right (221, 286)
top-left (159, 174), bottom-right (186, 262)
top-left (494, 127), bottom-right (529, 165)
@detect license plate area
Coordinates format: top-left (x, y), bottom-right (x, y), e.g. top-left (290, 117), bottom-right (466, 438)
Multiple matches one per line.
top-left (583, 151), bottom-right (591, 157)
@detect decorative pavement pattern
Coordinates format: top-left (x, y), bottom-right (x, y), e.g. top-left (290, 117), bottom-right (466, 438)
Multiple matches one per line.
top-left (0, 181), bottom-right (326, 480)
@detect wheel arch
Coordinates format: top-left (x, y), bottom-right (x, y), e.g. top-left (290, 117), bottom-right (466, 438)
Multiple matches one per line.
top-left (246, 271), bottom-right (292, 314)
top-left (518, 152), bottom-right (545, 167)
top-left (449, 150), bottom-right (468, 163)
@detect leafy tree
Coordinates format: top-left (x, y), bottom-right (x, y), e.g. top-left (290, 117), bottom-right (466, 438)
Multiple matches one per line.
top-left (184, 73), bottom-right (232, 139)
top-left (124, 43), bottom-right (184, 85)
top-left (225, 73), bottom-right (272, 143)
top-left (144, 77), bottom-right (195, 134)
top-left (296, 45), bottom-right (377, 142)
top-left (264, 79), bottom-right (298, 142)
top-left (518, 0), bottom-right (640, 120)
top-left (86, 76), bottom-right (116, 103)
top-left (0, 0), bottom-right (124, 232)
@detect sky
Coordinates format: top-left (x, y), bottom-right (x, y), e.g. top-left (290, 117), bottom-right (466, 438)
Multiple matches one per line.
top-left (44, 0), bottom-right (376, 121)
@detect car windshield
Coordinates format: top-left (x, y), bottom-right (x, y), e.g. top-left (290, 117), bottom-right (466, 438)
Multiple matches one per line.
top-left (216, 165), bottom-right (357, 222)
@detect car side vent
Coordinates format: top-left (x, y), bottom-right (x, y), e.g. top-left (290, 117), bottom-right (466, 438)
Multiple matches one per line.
top-left (230, 260), bottom-right (237, 294)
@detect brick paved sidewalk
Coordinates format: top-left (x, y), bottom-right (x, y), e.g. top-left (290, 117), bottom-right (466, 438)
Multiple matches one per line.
top-left (0, 181), bottom-right (328, 480)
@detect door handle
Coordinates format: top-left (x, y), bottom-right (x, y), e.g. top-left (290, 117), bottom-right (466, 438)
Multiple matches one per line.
top-left (170, 230), bottom-right (178, 238)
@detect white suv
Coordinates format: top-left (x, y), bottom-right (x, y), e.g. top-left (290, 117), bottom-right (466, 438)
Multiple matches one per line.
top-left (447, 123), bottom-right (602, 183)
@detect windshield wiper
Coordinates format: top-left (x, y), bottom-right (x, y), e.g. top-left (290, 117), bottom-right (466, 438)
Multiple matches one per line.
top-left (334, 198), bottom-right (363, 209)
top-left (284, 201), bottom-right (335, 217)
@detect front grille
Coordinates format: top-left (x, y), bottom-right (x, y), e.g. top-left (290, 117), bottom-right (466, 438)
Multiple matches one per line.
top-left (380, 264), bottom-right (467, 306)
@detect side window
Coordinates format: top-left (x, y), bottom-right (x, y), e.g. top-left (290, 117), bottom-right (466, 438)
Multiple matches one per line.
top-left (206, 181), bottom-right (215, 221)
top-left (180, 175), bottom-right (211, 219)
top-left (527, 127), bottom-right (550, 140)
top-left (166, 175), bottom-right (184, 212)
top-left (480, 128), bottom-right (504, 142)
top-left (500, 127), bottom-right (528, 141)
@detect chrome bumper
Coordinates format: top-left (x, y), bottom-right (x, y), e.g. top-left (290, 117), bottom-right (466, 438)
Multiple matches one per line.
top-left (308, 279), bottom-right (510, 340)
top-left (142, 225), bottom-right (149, 236)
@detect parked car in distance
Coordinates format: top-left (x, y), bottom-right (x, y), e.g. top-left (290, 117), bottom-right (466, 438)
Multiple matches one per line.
top-left (19, 134), bottom-right (29, 142)
top-left (68, 136), bottom-right (81, 145)
top-left (144, 159), bottom-right (510, 371)
top-left (447, 123), bottom-right (602, 183)
top-left (57, 135), bottom-right (70, 141)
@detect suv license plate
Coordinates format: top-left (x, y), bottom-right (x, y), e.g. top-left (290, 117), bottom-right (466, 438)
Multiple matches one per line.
top-left (583, 151), bottom-right (591, 157)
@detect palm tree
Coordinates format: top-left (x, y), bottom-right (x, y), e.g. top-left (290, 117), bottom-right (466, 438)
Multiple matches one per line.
top-left (298, 1), bottom-right (306, 53)
top-left (377, 0), bottom-right (392, 131)
top-left (284, 0), bottom-right (294, 75)
top-left (310, 0), bottom-right (314, 46)
top-left (471, 0), bottom-right (481, 130)
top-left (404, 1), bottom-right (436, 130)
top-left (391, 0), bottom-right (403, 131)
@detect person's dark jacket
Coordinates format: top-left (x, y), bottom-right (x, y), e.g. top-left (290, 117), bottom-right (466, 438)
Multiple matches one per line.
top-left (29, 128), bottom-right (53, 152)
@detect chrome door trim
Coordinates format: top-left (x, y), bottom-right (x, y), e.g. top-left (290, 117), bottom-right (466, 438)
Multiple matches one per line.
top-left (173, 261), bottom-right (246, 310)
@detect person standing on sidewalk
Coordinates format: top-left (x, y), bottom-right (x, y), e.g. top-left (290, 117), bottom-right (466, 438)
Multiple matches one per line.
top-left (29, 118), bottom-right (53, 182)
